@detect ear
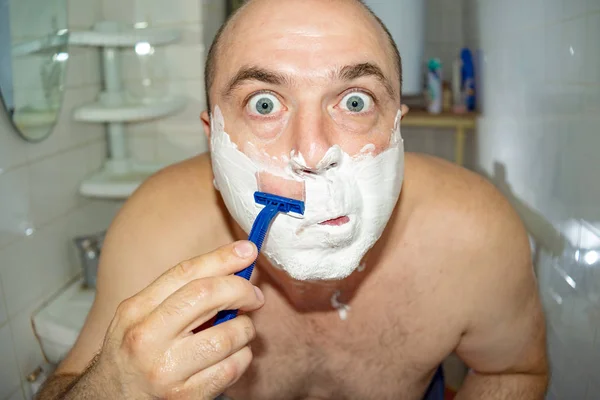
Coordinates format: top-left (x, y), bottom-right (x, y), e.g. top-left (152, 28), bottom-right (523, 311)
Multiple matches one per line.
top-left (200, 110), bottom-right (211, 140)
top-left (400, 104), bottom-right (409, 120)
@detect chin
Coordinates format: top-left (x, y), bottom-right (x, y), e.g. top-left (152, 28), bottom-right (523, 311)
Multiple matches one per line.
top-left (264, 238), bottom-right (375, 281)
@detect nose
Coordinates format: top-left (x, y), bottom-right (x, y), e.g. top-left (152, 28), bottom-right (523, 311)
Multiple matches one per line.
top-left (290, 146), bottom-right (341, 175)
top-left (288, 108), bottom-right (340, 173)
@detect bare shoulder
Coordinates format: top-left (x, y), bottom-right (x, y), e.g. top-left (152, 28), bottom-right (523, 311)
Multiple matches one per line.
top-left (401, 154), bottom-right (547, 375)
top-left (99, 153), bottom-right (231, 296)
top-left (398, 153), bottom-right (536, 323)
top-left (402, 155), bottom-right (546, 368)
top-left (402, 153), bottom-right (530, 267)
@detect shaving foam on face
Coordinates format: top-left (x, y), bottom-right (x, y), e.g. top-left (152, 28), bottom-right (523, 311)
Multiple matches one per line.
top-left (210, 106), bottom-right (404, 281)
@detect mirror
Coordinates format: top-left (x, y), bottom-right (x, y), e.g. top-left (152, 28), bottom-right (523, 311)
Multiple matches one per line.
top-left (0, 0), bottom-right (69, 142)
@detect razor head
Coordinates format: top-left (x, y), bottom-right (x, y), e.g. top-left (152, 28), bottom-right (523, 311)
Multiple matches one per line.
top-left (254, 191), bottom-right (305, 216)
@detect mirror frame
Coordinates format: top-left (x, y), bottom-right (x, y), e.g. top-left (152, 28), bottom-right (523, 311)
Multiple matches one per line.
top-left (0, 0), bottom-right (69, 143)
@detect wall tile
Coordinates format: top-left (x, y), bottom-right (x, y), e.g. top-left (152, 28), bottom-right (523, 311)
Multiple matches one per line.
top-left (140, 0), bottom-right (202, 25)
top-left (101, 0), bottom-right (136, 25)
top-left (563, 0), bottom-right (589, 19)
top-left (585, 12), bottom-right (600, 84)
top-left (23, 123), bottom-right (66, 165)
top-left (562, 17), bottom-right (587, 83)
top-left (545, 0), bottom-right (565, 25)
top-left (0, 280), bottom-right (8, 328)
top-left (129, 135), bottom-right (157, 163)
top-left (426, 10), bottom-right (443, 43)
top-left (156, 130), bottom-right (208, 164)
top-left (0, 125), bottom-right (28, 174)
top-left (8, 0), bottom-right (68, 39)
top-left (9, 301), bottom-right (47, 379)
top-left (0, 219), bottom-right (74, 318)
top-left (64, 201), bottom-right (122, 240)
top-left (120, 44), bottom-right (205, 84)
top-left (6, 388), bottom-right (25, 400)
top-left (28, 147), bottom-right (89, 226)
top-left (520, 0), bottom-right (546, 30)
top-left (545, 23), bottom-right (564, 83)
top-left (85, 140), bottom-right (107, 174)
top-left (65, 48), bottom-right (101, 88)
top-left (67, 0), bottom-right (101, 29)
top-left (0, 324), bottom-right (21, 399)
top-left (0, 167), bottom-right (32, 249)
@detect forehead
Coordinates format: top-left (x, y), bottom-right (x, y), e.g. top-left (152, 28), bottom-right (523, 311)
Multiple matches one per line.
top-left (215, 0), bottom-right (395, 87)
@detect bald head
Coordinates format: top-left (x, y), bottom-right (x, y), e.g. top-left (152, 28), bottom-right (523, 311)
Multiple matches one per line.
top-left (204, 0), bottom-right (402, 111)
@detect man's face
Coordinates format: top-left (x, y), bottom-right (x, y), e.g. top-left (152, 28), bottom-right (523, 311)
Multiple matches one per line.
top-left (210, 0), bottom-right (401, 165)
top-left (206, 0), bottom-right (405, 281)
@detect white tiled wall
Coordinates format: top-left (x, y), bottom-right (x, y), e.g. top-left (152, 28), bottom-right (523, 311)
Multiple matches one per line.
top-left (424, 0), bottom-right (464, 82)
top-left (464, 0), bottom-right (600, 398)
top-left (99, 0), bottom-right (224, 165)
top-left (401, 0), bottom-right (475, 167)
top-left (0, 1), bottom-right (121, 399)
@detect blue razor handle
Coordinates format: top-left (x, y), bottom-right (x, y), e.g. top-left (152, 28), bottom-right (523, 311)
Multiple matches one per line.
top-left (213, 192), bottom-right (305, 325)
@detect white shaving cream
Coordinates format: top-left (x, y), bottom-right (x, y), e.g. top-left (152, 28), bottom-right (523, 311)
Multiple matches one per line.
top-left (210, 106), bottom-right (404, 281)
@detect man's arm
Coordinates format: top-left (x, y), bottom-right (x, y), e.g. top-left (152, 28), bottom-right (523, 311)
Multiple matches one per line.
top-left (454, 189), bottom-right (549, 399)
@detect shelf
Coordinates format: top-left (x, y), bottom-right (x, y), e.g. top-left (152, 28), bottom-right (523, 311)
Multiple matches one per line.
top-left (73, 95), bottom-right (186, 123)
top-left (69, 28), bottom-right (180, 47)
top-left (12, 34), bottom-right (69, 57)
top-left (402, 110), bottom-right (478, 130)
top-left (13, 26), bottom-right (180, 56)
top-left (80, 161), bottom-right (165, 199)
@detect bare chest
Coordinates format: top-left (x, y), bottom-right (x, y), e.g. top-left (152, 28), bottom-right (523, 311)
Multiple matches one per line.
top-left (225, 274), bottom-right (458, 400)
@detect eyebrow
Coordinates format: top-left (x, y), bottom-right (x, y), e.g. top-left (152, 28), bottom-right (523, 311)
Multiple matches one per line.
top-left (337, 63), bottom-right (395, 98)
top-left (223, 62), bottom-right (396, 99)
top-left (224, 66), bottom-right (291, 98)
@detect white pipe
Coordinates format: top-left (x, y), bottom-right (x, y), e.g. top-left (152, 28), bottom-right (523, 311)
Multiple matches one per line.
top-left (95, 21), bottom-right (129, 167)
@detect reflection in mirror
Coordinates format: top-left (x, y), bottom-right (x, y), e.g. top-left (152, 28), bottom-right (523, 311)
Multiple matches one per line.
top-left (0, 0), bottom-right (68, 142)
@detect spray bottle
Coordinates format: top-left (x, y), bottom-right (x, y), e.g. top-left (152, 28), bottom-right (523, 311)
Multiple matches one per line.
top-left (427, 58), bottom-right (442, 114)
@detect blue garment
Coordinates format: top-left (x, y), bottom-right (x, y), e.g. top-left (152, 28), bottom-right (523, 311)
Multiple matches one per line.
top-left (422, 366), bottom-right (446, 400)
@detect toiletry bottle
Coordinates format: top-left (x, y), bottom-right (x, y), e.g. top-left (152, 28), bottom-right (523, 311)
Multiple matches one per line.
top-left (442, 81), bottom-right (452, 112)
top-left (460, 48), bottom-right (476, 111)
top-left (451, 58), bottom-right (465, 113)
top-left (427, 58), bottom-right (442, 114)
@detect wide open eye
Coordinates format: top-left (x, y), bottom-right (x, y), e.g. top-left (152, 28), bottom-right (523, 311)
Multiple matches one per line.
top-left (247, 93), bottom-right (283, 116)
top-left (339, 92), bottom-right (373, 113)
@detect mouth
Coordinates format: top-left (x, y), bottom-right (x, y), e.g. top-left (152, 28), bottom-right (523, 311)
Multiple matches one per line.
top-left (318, 215), bottom-right (350, 226)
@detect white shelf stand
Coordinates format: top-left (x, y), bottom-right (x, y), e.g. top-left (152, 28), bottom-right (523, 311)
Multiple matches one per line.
top-left (71, 21), bottom-right (186, 199)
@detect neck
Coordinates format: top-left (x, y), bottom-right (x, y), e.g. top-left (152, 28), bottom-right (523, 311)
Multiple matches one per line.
top-left (255, 252), bottom-right (371, 313)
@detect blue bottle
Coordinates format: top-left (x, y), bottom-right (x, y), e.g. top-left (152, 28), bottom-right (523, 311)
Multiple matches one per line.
top-left (460, 48), bottom-right (476, 111)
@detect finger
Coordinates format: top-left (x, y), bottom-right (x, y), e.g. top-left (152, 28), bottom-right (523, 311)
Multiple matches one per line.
top-left (143, 275), bottom-right (264, 338)
top-left (182, 346), bottom-right (253, 400)
top-left (167, 315), bottom-right (256, 381)
top-left (135, 241), bottom-right (257, 308)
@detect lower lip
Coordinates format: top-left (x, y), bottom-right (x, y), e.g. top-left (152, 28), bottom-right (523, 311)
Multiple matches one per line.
top-left (319, 216), bottom-right (350, 226)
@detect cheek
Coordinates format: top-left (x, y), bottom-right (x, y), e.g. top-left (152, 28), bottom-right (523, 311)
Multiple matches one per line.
top-left (246, 117), bottom-right (290, 141)
top-left (326, 112), bottom-right (394, 156)
top-left (222, 103), bottom-right (291, 143)
top-left (330, 130), bottom-right (391, 157)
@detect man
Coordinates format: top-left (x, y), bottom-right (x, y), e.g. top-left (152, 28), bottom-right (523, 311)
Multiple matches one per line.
top-left (39, 0), bottom-right (548, 399)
